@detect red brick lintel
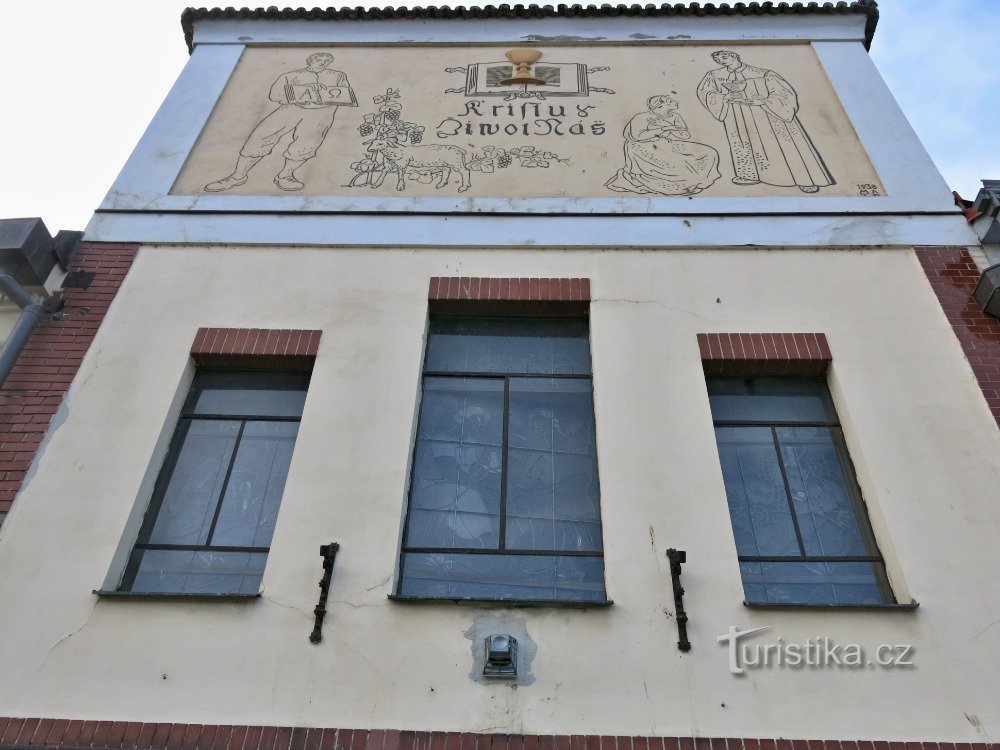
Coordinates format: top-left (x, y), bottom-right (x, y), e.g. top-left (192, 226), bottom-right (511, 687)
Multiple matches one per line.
top-left (428, 277), bottom-right (590, 317)
top-left (190, 327), bottom-right (322, 372)
top-left (698, 333), bottom-right (831, 376)
top-left (1, 720), bottom-right (995, 750)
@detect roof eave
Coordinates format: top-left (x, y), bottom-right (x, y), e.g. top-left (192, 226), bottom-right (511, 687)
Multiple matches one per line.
top-left (180, 1), bottom-right (880, 54)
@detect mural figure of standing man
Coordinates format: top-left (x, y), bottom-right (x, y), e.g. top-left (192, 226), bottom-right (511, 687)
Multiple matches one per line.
top-left (696, 50), bottom-right (834, 193)
top-left (205, 53), bottom-right (355, 192)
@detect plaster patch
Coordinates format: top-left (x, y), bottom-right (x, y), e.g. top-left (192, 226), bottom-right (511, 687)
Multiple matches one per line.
top-left (463, 613), bottom-right (537, 686)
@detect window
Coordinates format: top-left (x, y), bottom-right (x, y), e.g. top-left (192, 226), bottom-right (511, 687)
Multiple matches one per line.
top-left (396, 316), bottom-right (606, 603)
top-left (708, 377), bottom-right (893, 606)
top-left (120, 370), bottom-right (309, 595)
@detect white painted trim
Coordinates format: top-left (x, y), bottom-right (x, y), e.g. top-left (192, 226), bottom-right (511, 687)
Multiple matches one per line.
top-left (101, 193), bottom-right (963, 216)
top-left (98, 361), bottom-right (196, 593)
top-left (812, 42), bottom-right (956, 214)
top-left (99, 44), bottom-right (245, 212)
top-left (84, 212), bottom-right (979, 248)
top-left (190, 14), bottom-right (869, 47)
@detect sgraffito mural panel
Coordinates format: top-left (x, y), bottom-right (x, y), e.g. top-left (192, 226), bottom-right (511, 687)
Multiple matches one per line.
top-left (172, 44), bottom-right (885, 199)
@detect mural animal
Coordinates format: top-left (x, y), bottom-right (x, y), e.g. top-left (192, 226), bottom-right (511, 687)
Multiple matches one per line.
top-left (365, 139), bottom-right (471, 192)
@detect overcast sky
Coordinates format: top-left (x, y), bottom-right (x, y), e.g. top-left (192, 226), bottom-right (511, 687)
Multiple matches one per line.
top-left (1, 0), bottom-right (996, 232)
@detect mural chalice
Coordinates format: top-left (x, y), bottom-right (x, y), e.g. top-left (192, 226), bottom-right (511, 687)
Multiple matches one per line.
top-left (721, 80), bottom-right (749, 102)
top-left (499, 48), bottom-right (546, 86)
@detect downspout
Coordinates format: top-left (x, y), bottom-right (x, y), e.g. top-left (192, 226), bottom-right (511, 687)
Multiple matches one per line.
top-left (0, 267), bottom-right (46, 387)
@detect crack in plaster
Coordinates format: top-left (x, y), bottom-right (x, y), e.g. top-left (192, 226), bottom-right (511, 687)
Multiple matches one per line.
top-left (33, 598), bottom-right (101, 675)
top-left (354, 573), bottom-right (392, 597)
top-left (260, 592), bottom-right (312, 620)
top-left (974, 620), bottom-right (1000, 638)
top-left (592, 296), bottom-right (719, 323)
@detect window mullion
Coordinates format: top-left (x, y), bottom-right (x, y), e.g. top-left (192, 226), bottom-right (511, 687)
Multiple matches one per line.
top-left (498, 376), bottom-right (511, 550)
top-left (204, 419), bottom-right (249, 545)
top-left (770, 426), bottom-right (808, 557)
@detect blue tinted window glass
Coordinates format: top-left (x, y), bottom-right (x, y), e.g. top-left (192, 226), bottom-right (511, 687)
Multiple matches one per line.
top-left (708, 377), bottom-right (891, 606)
top-left (777, 427), bottom-right (868, 557)
top-left (506, 379), bottom-right (601, 552)
top-left (186, 371), bottom-right (310, 417)
top-left (708, 377), bottom-right (836, 423)
top-left (123, 370), bottom-right (308, 594)
top-left (147, 420), bottom-right (240, 546)
top-left (400, 552), bottom-right (606, 602)
top-left (210, 421), bottom-right (299, 548)
top-left (715, 426), bottom-right (799, 557)
top-left (426, 317), bottom-right (591, 375)
top-left (405, 378), bottom-right (504, 549)
top-left (400, 316), bottom-right (605, 602)
top-left (127, 549), bottom-right (267, 595)
top-left (740, 561), bottom-right (884, 606)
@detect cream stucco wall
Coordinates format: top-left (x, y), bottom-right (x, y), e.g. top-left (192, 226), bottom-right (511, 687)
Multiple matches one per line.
top-left (0, 245), bottom-right (998, 741)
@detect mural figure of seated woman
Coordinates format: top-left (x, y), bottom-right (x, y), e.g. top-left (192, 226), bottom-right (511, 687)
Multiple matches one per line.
top-left (605, 95), bottom-right (720, 196)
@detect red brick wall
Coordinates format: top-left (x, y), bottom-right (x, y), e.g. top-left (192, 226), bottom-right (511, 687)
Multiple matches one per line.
top-left (915, 247), bottom-right (1000, 425)
top-left (0, 720), bottom-right (995, 750)
top-left (697, 333), bottom-right (831, 376)
top-left (0, 243), bottom-right (139, 527)
top-left (191, 327), bottom-right (322, 371)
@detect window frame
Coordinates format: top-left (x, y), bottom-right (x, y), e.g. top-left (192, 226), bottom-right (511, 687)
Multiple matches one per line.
top-left (708, 376), bottom-right (897, 607)
top-left (393, 313), bottom-right (609, 605)
top-left (114, 368), bottom-right (309, 596)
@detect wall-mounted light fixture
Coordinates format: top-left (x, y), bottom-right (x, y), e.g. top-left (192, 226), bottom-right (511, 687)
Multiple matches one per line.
top-left (500, 48), bottom-right (546, 86)
top-left (483, 634), bottom-right (518, 677)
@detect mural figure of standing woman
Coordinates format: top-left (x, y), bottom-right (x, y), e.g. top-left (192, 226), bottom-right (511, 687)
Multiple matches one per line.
top-left (697, 50), bottom-right (833, 193)
top-left (605, 95), bottom-right (720, 196)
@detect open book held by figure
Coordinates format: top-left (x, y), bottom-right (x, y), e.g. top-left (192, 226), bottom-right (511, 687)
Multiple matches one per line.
top-left (205, 53), bottom-right (357, 192)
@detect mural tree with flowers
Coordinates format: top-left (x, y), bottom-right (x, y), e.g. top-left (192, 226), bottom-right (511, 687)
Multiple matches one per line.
top-left (347, 88), bottom-right (427, 188)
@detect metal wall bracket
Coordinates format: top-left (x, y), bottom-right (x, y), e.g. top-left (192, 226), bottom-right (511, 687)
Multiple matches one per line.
top-left (666, 548), bottom-right (691, 652)
top-left (309, 542), bottom-right (340, 644)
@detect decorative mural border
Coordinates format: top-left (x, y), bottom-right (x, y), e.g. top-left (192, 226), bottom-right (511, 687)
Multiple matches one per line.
top-left (0, 720), bottom-right (996, 750)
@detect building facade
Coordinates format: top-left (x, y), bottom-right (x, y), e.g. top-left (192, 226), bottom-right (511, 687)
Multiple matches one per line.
top-left (1, 2), bottom-right (999, 749)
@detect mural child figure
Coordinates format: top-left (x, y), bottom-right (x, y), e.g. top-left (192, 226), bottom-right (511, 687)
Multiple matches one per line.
top-left (696, 50), bottom-right (834, 193)
top-left (605, 95), bottom-right (720, 196)
top-left (205, 53), bottom-right (354, 192)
